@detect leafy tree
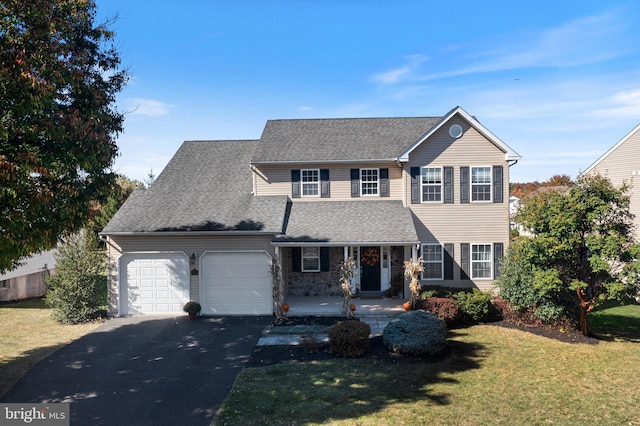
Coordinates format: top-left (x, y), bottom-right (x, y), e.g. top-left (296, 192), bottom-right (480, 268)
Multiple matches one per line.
top-left (85, 175), bottom-right (143, 246)
top-left (0, 0), bottom-right (127, 272)
top-left (45, 230), bottom-right (106, 323)
top-left (499, 174), bottom-right (639, 335)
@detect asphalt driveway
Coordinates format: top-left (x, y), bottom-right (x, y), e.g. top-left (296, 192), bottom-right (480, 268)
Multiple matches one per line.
top-left (2, 315), bottom-right (270, 425)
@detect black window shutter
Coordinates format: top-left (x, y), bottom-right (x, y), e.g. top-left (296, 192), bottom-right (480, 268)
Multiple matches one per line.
top-left (410, 167), bottom-right (420, 204)
top-left (444, 166), bottom-right (454, 204)
top-left (380, 168), bottom-right (389, 197)
top-left (350, 169), bottom-right (360, 197)
top-left (460, 243), bottom-right (470, 280)
top-left (320, 169), bottom-right (330, 198)
top-left (320, 247), bottom-right (330, 272)
top-left (292, 247), bottom-right (301, 272)
top-left (460, 166), bottom-right (470, 204)
top-left (493, 165), bottom-right (503, 203)
top-left (493, 242), bottom-right (504, 278)
top-left (291, 170), bottom-right (301, 198)
top-left (444, 243), bottom-right (454, 280)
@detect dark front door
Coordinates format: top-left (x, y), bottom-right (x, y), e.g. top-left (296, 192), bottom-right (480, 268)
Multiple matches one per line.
top-left (360, 246), bottom-right (381, 291)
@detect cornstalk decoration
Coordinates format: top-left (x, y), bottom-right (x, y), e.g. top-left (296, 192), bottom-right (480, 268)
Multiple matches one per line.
top-left (339, 256), bottom-right (357, 319)
top-left (404, 256), bottom-right (423, 308)
top-left (271, 255), bottom-right (286, 321)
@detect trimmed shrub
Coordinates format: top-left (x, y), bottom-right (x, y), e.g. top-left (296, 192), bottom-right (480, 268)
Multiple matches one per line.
top-left (327, 320), bottom-right (371, 357)
top-left (453, 289), bottom-right (493, 324)
top-left (383, 311), bottom-right (447, 356)
top-left (420, 297), bottom-right (461, 326)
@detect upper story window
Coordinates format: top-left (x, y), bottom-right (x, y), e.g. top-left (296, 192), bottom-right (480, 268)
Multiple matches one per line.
top-left (301, 169), bottom-right (319, 197)
top-left (471, 166), bottom-right (491, 201)
top-left (421, 167), bottom-right (442, 202)
top-left (302, 247), bottom-right (320, 272)
top-left (471, 243), bottom-right (492, 279)
top-left (360, 168), bottom-right (379, 196)
top-left (421, 244), bottom-right (443, 280)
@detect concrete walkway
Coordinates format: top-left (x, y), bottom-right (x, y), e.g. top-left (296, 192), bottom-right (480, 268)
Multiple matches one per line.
top-left (256, 315), bottom-right (396, 346)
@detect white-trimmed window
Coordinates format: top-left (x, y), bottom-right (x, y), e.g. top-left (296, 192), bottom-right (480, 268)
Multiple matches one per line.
top-left (301, 169), bottom-right (319, 197)
top-left (471, 244), bottom-right (492, 279)
top-left (302, 247), bottom-right (320, 272)
top-left (360, 168), bottom-right (379, 196)
top-left (471, 166), bottom-right (491, 201)
top-left (421, 167), bottom-right (442, 202)
top-left (422, 244), bottom-right (443, 280)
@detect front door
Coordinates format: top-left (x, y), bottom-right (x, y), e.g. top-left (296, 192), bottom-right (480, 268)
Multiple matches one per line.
top-left (359, 246), bottom-right (381, 291)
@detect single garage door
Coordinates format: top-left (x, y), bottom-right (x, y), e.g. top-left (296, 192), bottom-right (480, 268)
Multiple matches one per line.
top-left (201, 252), bottom-right (272, 315)
top-left (121, 253), bottom-right (190, 315)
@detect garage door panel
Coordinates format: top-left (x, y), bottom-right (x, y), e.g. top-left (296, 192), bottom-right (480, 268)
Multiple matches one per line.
top-left (202, 252), bottom-right (272, 315)
top-left (122, 253), bottom-right (190, 315)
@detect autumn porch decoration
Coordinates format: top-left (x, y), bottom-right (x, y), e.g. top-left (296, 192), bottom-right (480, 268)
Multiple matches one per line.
top-left (360, 248), bottom-right (379, 266)
top-left (183, 301), bottom-right (201, 319)
top-left (403, 256), bottom-right (423, 309)
top-left (339, 256), bottom-right (357, 319)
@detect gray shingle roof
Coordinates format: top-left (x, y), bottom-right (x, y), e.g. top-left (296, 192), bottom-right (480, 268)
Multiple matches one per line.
top-left (274, 200), bottom-right (419, 244)
top-left (102, 140), bottom-right (288, 233)
top-left (252, 117), bottom-right (442, 163)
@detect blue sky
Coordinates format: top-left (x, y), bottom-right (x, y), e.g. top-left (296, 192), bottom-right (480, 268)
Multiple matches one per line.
top-left (95, 0), bottom-right (640, 183)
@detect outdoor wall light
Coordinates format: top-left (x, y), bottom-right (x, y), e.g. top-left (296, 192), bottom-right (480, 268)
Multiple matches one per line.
top-left (190, 252), bottom-right (196, 265)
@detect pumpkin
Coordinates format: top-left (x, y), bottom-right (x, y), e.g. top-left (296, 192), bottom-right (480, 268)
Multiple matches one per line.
top-left (403, 302), bottom-right (411, 311)
top-left (282, 303), bottom-right (289, 312)
top-left (350, 303), bottom-right (356, 311)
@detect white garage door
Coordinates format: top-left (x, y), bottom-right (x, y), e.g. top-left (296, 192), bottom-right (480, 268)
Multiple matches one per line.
top-left (201, 252), bottom-right (272, 315)
top-left (121, 253), bottom-right (190, 315)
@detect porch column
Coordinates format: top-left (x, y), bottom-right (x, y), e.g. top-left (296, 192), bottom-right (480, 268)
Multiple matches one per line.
top-left (343, 246), bottom-right (349, 262)
top-left (412, 244), bottom-right (418, 261)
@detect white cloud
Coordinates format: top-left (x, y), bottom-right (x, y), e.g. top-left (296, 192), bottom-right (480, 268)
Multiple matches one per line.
top-left (124, 98), bottom-right (174, 117)
top-left (371, 54), bottom-right (428, 85)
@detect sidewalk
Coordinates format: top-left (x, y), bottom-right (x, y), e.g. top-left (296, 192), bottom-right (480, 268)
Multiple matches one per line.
top-left (256, 315), bottom-right (395, 346)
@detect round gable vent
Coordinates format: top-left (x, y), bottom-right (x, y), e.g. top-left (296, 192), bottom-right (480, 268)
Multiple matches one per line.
top-left (449, 124), bottom-right (463, 139)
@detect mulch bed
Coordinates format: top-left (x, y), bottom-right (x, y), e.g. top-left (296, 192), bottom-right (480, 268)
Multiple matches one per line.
top-left (248, 316), bottom-right (600, 367)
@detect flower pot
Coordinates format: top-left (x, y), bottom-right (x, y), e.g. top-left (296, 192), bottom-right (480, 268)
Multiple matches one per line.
top-left (188, 312), bottom-right (197, 319)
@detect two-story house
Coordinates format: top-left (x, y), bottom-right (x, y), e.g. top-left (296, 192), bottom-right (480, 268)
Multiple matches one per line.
top-left (101, 106), bottom-right (521, 316)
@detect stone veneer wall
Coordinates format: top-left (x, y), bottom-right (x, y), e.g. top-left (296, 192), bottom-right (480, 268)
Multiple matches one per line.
top-left (286, 247), bottom-right (343, 297)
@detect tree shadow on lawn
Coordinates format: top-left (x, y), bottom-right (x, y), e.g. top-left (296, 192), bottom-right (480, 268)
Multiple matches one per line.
top-left (589, 314), bottom-right (640, 343)
top-left (242, 330), bottom-right (486, 422)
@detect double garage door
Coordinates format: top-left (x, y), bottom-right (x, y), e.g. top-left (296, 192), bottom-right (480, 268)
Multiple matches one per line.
top-left (121, 251), bottom-right (272, 315)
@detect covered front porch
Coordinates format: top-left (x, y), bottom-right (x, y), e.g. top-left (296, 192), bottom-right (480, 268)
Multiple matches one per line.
top-left (283, 295), bottom-right (406, 316)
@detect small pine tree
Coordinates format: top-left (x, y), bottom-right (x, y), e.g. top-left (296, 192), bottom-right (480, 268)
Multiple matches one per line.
top-left (45, 231), bottom-right (107, 324)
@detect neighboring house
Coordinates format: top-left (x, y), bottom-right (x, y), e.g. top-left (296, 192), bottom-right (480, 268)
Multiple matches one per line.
top-left (101, 106), bottom-right (521, 316)
top-left (0, 250), bottom-right (56, 302)
top-left (582, 123), bottom-right (640, 239)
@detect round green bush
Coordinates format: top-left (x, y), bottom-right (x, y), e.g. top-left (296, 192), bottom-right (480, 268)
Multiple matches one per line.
top-left (327, 320), bottom-right (371, 357)
top-left (383, 310), bottom-right (447, 356)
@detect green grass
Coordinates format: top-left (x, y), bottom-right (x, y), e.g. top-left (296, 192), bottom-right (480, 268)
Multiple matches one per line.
top-left (0, 298), bottom-right (100, 398)
top-left (589, 303), bottom-right (640, 342)
top-left (214, 305), bottom-right (640, 426)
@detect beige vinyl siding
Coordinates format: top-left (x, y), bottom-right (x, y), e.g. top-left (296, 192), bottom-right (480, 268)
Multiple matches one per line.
top-left (253, 163), bottom-right (404, 200)
top-left (586, 127), bottom-right (640, 239)
top-left (406, 118), bottom-right (511, 291)
top-left (105, 234), bottom-right (275, 315)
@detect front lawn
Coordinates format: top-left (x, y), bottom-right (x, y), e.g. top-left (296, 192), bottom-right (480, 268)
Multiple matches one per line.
top-left (0, 298), bottom-right (101, 398)
top-left (214, 305), bottom-right (640, 425)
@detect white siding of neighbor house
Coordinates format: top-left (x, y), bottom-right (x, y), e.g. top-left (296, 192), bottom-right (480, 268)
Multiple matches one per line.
top-left (585, 125), bottom-right (640, 241)
top-left (253, 162), bottom-right (404, 200)
top-left (405, 116), bottom-right (511, 291)
top-left (105, 235), bottom-right (275, 315)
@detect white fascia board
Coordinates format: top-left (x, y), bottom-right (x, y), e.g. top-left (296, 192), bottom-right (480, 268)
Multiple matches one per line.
top-left (581, 122), bottom-right (640, 176)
